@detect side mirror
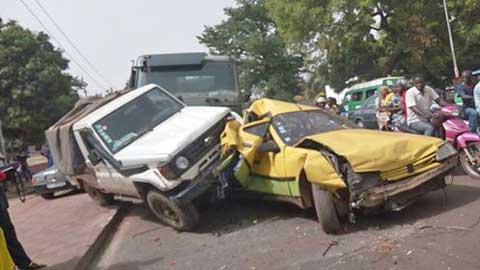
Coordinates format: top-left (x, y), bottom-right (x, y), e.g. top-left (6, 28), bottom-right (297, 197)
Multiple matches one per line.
top-left (88, 151), bottom-right (101, 166)
top-left (257, 140), bottom-right (280, 153)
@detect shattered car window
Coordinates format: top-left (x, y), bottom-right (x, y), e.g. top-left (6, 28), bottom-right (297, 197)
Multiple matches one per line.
top-left (272, 110), bottom-right (355, 145)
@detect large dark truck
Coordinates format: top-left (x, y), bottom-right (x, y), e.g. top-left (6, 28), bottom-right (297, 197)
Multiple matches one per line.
top-left (128, 52), bottom-right (248, 112)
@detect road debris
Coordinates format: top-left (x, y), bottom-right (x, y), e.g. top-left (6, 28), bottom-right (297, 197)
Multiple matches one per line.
top-left (322, 240), bottom-right (339, 256)
top-left (406, 250), bottom-right (412, 256)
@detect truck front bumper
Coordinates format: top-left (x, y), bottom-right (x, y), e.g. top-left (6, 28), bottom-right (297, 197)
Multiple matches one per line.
top-left (170, 160), bottom-right (220, 206)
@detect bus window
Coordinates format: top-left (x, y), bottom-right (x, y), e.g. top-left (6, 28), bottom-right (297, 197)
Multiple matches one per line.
top-left (366, 89), bottom-right (376, 98)
top-left (351, 92), bottom-right (363, 101)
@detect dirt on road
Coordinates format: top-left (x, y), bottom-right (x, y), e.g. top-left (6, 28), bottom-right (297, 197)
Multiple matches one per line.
top-left (94, 175), bottom-right (480, 270)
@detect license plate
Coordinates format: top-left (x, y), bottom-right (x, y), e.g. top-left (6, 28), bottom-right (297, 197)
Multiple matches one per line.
top-left (47, 182), bottom-right (66, 189)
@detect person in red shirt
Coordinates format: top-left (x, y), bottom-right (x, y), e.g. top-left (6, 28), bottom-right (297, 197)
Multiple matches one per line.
top-left (392, 80), bottom-right (408, 117)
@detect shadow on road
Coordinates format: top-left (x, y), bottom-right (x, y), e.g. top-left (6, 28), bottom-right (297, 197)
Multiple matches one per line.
top-left (44, 257), bottom-right (80, 270)
top-left (353, 182), bottom-right (480, 231)
top-left (124, 180), bottom-right (480, 236)
top-left (95, 257), bottom-right (164, 270)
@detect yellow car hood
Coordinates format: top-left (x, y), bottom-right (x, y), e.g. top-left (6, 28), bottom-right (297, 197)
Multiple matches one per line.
top-left (298, 129), bottom-right (443, 173)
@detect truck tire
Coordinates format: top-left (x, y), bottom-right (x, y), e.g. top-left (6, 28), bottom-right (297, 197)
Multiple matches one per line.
top-left (40, 192), bottom-right (55, 200)
top-left (311, 184), bottom-right (342, 234)
top-left (146, 190), bottom-right (199, 231)
top-left (84, 183), bottom-right (114, 206)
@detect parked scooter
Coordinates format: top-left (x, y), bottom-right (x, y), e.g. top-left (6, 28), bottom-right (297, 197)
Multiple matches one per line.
top-left (432, 104), bottom-right (480, 179)
top-left (389, 104), bottom-right (480, 179)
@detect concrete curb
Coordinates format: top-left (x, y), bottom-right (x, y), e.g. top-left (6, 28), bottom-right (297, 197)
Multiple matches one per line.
top-left (75, 204), bottom-right (128, 270)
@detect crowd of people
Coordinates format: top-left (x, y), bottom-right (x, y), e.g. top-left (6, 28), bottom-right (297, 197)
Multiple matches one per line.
top-left (314, 70), bottom-right (480, 137)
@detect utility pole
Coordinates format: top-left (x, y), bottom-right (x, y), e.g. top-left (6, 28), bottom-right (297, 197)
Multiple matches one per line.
top-left (442, 0), bottom-right (459, 78)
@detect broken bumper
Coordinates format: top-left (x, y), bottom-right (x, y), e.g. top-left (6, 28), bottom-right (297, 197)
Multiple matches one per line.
top-left (170, 160), bottom-right (220, 206)
top-left (355, 156), bottom-right (457, 209)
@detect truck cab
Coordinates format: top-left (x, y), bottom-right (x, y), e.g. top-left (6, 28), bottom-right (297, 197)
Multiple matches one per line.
top-left (129, 52), bottom-right (246, 112)
top-left (60, 84), bottom-right (231, 230)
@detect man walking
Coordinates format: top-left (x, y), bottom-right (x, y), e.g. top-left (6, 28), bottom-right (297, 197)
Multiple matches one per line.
top-left (0, 171), bottom-right (45, 270)
top-left (405, 76), bottom-right (446, 136)
top-left (457, 70), bottom-right (478, 132)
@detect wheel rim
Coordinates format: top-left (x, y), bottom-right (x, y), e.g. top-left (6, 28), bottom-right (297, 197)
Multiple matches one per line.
top-left (460, 144), bottom-right (480, 178)
top-left (151, 198), bottom-right (180, 225)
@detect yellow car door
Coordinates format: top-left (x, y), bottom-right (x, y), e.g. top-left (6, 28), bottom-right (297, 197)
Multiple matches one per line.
top-left (237, 118), bottom-right (271, 166)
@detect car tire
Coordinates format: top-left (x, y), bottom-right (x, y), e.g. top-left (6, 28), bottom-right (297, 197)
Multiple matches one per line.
top-left (146, 190), bottom-right (199, 231)
top-left (355, 119), bottom-right (364, 128)
top-left (311, 184), bottom-right (342, 234)
top-left (40, 192), bottom-right (55, 200)
top-left (84, 183), bottom-right (114, 206)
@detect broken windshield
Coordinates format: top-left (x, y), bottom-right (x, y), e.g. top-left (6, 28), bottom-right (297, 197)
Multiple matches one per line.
top-left (272, 110), bottom-right (355, 145)
top-left (93, 88), bottom-right (184, 153)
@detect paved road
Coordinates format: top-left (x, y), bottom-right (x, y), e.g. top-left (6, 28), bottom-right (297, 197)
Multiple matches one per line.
top-left (95, 174), bottom-right (480, 270)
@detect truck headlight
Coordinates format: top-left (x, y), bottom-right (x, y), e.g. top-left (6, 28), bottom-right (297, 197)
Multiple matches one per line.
top-left (175, 156), bottom-right (190, 170)
top-left (436, 143), bottom-right (457, 161)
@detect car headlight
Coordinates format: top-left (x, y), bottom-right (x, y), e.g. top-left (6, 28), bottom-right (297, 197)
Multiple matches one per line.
top-left (175, 156), bottom-right (190, 170)
top-left (436, 143), bottom-right (457, 161)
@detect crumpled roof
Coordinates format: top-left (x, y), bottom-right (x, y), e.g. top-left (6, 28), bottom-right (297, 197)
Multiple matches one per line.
top-left (248, 98), bottom-right (318, 117)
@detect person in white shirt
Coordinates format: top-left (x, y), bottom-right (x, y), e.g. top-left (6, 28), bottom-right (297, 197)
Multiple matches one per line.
top-left (405, 76), bottom-right (446, 136)
top-left (474, 79), bottom-right (480, 129)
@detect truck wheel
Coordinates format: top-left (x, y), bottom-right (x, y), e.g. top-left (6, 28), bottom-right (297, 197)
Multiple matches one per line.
top-left (40, 192), bottom-right (55, 200)
top-left (311, 184), bottom-right (342, 234)
top-left (146, 190), bottom-right (199, 231)
top-left (84, 183), bottom-right (114, 206)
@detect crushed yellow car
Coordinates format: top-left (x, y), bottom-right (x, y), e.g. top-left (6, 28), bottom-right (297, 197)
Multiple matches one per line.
top-left (218, 98), bottom-right (458, 233)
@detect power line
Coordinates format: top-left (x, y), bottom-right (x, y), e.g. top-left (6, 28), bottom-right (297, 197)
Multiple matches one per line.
top-left (18, 0), bottom-right (107, 91)
top-left (32, 0), bottom-right (114, 88)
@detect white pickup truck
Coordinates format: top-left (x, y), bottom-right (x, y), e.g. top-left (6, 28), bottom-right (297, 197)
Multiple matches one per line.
top-left (46, 84), bottom-right (232, 230)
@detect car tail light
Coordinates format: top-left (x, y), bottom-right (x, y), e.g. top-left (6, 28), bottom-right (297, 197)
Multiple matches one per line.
top-left (158, 164), bottom-right (178, 180)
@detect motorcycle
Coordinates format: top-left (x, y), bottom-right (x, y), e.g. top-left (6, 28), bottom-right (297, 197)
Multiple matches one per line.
top-left (432, 105), bottom-right (480, 179)
top-left (0, 162), bottom-right (26, 202)
top-left (391, 104), bottom-right (480, 179)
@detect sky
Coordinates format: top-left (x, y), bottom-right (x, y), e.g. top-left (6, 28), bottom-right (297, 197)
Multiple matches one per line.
top-left (1, 0), bottom-right (236, 95)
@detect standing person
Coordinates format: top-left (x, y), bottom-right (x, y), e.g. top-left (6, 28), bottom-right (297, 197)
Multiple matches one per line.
top-left (405, 76), bottom-right (446, 136)
top-left (376, 86), bottom-right (391, 131)
top-left (327, 97), bottom-right (339, 115)
top-left (0, 171), bottom-right (46, 270)
top-left (474, 78), bottom-right (480, 128)
top-left (457, 70), bottom-right (478, 132)
top-left (393, 79), bottom-right (408, 117)
top-left (315, 96), bottom-right (328, 109)
top-left (1, 227), bottom-right (15, 270)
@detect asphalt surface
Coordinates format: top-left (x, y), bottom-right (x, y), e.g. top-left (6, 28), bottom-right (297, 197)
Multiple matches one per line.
top-left (94, 173), bottom-right (480, 270)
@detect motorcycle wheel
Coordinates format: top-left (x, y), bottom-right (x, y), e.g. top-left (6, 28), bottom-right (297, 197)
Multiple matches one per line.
top-left (460, 143), bottom-right (480, 179)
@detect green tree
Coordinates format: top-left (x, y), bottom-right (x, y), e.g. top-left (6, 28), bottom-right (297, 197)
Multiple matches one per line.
top-left (198, 0), bottom-right (304, 100)
top-left (266, 0), bottom-right (480, 90)
top-left (0, 19), bottom-right (83, 145)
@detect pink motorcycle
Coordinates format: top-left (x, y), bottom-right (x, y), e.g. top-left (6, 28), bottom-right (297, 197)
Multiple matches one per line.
top-left (433, 104), bottom-right (480, 179)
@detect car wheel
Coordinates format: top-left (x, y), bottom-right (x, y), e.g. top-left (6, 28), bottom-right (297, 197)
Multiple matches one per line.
top-left (146, 190), bottom-right (199, 231)
top-left (355, 119), bottom-right (364, 128)
top-left (40, 192), bottom-right (55, 200)
top-left (311, 184), bottom-right (342, 234)
top-left (84, 183), bottom-right (114, 206)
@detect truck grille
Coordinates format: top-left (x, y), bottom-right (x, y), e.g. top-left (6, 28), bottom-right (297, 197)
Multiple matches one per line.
top-left (171, 118), bottom-right (226, 175)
